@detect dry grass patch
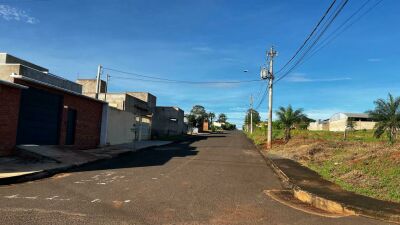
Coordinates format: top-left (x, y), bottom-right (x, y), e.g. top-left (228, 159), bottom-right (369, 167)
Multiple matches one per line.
top-left (247, 129), bottom-right (400, 203)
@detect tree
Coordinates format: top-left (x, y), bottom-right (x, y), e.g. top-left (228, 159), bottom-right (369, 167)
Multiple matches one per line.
top-left (344, 118), bottom-right (355, 140)
top-left (208, 112), bottom-right (216, 124)
top-left (189, 105), bottom-right (207, 128)
top-left (244, 109), bottom-right (261, 126)
top-left (217, 113), bottom-right (227, 123)
top-left (297, 115), bottom-right (315, 130)
top-left (222, 122), bottom-right (236, 130)
top-left (275, 105), bottom-right (305, 142)
top-left (367, 93), bottom-right (400, 144)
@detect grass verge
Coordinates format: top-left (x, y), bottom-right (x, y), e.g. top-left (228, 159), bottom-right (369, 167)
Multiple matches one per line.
top-left (246, 128), bottom-right (400, 203)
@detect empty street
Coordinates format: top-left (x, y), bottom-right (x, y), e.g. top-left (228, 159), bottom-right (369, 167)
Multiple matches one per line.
top-left (0, 132), bottom-right (391, 225)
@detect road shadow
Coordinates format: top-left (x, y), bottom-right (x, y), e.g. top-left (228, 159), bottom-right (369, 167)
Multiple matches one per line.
top-left (70, 134), bottom-right (224, 173)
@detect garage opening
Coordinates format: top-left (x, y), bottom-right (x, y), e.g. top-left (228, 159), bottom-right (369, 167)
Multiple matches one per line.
top-left (16, 87), bottom-right (63, 145)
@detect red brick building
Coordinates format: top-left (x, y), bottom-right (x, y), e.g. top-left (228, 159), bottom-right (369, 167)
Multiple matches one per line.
top-left (0, 80), bottom-right (26, 156)
top-left (0, 53), bottom-right (106, 153)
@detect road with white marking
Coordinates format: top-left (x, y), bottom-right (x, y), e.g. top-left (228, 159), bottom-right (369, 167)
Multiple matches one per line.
top-left (0, 131), bottom-right (392, 224)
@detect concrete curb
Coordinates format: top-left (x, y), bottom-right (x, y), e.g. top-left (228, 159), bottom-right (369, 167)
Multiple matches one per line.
top-left (256, 147), bottom-right (400, 224)
top-left (0, 139), bottom-right (185, 186)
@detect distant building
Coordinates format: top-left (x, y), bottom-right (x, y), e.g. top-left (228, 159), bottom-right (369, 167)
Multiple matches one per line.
top-left (202, 119), bottom-right (209, 132)
top-left (152, 106), bottom-right (185, 137)
top-left (308, 112), bottom-right (376, 132)
top-left (77, 79), bottom-right (155, 142)
top-left (308, 119), bottom-right (329, 131)
top-left (212, 121), bottom-right (224, 128)
top-left (0, 53), bottom-right (107, 155)
top-left (329, 113), bottom-right (376, 131)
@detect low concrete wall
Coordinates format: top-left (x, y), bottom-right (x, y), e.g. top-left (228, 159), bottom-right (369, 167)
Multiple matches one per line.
top-left (107, 107), bottom-right (135, 145)
top-left (354, 121), bottom-right (376, 130)
top-left (308, 122), bottom-right (329, 131)
top-left (107, 107), bottom-right (151, 145)
top-left (329, 119), bottom-right (376, 132)
top-left (329, 119), bottom-right (347, 132)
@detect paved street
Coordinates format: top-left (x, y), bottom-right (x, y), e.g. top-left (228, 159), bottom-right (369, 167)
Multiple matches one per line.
top-left (0, 132), bottom-right (392, 225)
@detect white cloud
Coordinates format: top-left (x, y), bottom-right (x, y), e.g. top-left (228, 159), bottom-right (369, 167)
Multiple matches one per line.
top-left (367, 58), bottom-right (382, 62)
top-left (0, 4), bottom-right (38, 24)
top-left (286, 73), bottom-right (351, 83)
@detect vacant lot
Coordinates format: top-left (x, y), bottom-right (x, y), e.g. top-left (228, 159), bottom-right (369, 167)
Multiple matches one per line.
top-left (247, 129), bottom-right (400, 203)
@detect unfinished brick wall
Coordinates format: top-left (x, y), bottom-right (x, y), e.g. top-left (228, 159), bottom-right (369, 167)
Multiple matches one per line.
top-left (0, 83), bottom-right (22, 156)
top-left (59, 94), bottom-right (103, 149)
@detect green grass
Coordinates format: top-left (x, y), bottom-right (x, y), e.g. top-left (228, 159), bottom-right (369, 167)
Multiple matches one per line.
top-left (245, 128), bottom-right (400, 203)
top-left (247, 127), bottom-right (383, 143)
top-left (308, 155), bottom-right (400, 202)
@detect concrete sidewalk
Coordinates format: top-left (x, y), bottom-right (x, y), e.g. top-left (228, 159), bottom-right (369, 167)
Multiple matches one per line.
top-left (0, 140), bottom-right (171, 184)
top-left (264, 152), bottom-right (400, 224)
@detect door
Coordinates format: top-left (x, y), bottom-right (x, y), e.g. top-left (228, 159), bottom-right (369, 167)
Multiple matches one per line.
top-left (65, 109), bottom-right (77, 145)
top-left (17, 87), bottom-right (63, 145)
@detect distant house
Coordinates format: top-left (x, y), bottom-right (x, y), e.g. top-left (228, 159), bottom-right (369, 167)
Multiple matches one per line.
top-left (77, 79), bottom-right (155, 143)
top-left (152, 106), bottom-right (185, 137)
top-left (212, 121), bottom-right (224, 128)
top-left (329, 113), bottom-right (375, 131)
top-left (308, 112), bottom-right (376, 132)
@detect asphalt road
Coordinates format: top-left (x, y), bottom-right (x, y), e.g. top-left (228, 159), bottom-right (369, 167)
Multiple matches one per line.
top-left (0, 131), bottom-right (393, 225)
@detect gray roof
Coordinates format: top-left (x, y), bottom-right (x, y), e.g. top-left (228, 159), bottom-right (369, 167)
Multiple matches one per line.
top-left (342, 113), bottom-right (370, 118)
top-left (0, 79), bottom-right (28, 89)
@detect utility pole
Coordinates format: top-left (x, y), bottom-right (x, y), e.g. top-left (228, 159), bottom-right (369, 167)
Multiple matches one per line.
top-left (261, 46), bottom-right (277, 149)
top-left (95, 65), bottom-right (103, 99)
top-left (250, 95), bottom-right (253, 134)
top-left (105, 74), bottom-right (110, 101)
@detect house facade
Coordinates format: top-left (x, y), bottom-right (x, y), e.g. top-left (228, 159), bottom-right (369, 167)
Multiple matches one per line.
top-left (0, 80), bottom-right (27, 156)
top-left (152, 106), bottom-right (185, 137)
top-left (77, 79), bottom-right (155, 143)
top-left (0, 53), bottom-right (107, 154)
top-left (308, 112), bottom-right (376, 132)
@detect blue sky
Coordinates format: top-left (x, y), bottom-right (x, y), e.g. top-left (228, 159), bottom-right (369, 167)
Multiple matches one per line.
top-left (1, 0), bottom-right (399, 128)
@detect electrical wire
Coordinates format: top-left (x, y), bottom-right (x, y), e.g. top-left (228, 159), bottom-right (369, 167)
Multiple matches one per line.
top-left (303, 0), bottom-right (384, 63)
top-left (274, 0), bottom-right (349, 84)
top-left (275, 0), bottom-right (337, 75)
top-left (104, 67), bottom-right (262, 84)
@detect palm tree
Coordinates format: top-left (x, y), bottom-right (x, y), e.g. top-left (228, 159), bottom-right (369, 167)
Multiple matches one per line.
top-left (367, 93), bottom-right (400, 144)
top-left (208, 112), bottom-right (215, 124)
top-left (275, 105), bottom-right (305, 142)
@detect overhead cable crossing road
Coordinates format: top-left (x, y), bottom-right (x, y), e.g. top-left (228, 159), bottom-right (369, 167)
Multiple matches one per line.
top-left (103, 67), bottom-right (262, 84)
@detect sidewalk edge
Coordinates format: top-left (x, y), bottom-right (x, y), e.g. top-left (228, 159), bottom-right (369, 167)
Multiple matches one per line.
top-left (248, 135), bottom-right (400, 224)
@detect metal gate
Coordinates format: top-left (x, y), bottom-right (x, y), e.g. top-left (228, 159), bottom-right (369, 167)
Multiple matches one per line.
top-left (16, 87), bottom-right (63, 145)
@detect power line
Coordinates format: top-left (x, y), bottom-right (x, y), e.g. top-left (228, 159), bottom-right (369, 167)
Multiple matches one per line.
top-left (111, 75), bottom-right (262, 84)
top-left (275, 0), bottom-right (337, 75)
top-left (274, 0), bottom-right (349, 84)
top-left (304, 0), bottom-right (384, 62)
top-left (104, 67), bottom-right (262, 84)
top-left (275, 0), bottom-right (383, 84)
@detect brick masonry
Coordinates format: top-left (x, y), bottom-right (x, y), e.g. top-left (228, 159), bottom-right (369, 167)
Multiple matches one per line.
top-left (0, 83), bottom-right (22, 156)
top-left (14, 79), bottom-right (104, 149)
top-left (59, 94), bottom-right (103, 148)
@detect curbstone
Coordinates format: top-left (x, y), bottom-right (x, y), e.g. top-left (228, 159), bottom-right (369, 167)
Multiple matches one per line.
top-left (247, 134), bottom-right (400, 224)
